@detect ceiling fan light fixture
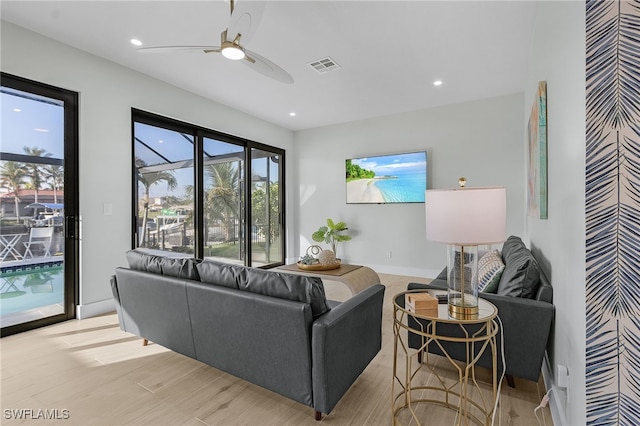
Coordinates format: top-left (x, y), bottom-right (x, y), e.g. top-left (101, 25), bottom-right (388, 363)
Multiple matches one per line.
top-left (221, 44), bottom-right (245, 60)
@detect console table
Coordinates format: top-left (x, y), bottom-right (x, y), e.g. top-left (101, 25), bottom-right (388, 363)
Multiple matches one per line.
top-left (392, 290), bottom-right (499, 426)
top-left (274, 263), bottom-right (380, 296)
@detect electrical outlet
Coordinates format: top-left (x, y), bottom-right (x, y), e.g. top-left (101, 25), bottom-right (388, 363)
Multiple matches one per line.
top-left (557, 364), bottom-right (569, 388)
top-left (385, 250), bottom-right (392, 259)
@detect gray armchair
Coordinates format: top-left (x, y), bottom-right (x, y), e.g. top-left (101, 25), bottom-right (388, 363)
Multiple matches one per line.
top-left (407, 237), bottom-right (554, 385)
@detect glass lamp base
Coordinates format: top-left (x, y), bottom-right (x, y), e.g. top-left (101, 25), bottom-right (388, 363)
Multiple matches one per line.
top-left (446, 244), bottom-right (480, 320)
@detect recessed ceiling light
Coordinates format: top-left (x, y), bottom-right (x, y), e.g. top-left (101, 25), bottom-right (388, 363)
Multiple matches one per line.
top-left (130, 39), bottom-right (142, 46)
top-left (289, 112), bottom-right (296, 117)
top-left (158, 140), bottom-right (164, 144)
top-left (433, 80), bottom-right (443, 86)
top-left (13, 108), bottom-right (21, 112)
top-left (33, 128), bottom-right (49, 133)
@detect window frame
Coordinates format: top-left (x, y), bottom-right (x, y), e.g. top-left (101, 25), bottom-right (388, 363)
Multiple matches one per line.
top-left (131, 109), bottom-right (285, 267)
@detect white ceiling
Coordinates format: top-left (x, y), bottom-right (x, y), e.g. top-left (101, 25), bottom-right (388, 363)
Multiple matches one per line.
top-left (1, 1), bottom-right (536, 131)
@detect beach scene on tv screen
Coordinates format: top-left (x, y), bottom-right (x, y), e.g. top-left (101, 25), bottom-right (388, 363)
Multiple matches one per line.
top-left (346, 152), bottom-right (427, 203)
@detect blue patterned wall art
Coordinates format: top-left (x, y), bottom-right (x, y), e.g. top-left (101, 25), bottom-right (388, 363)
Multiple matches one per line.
top-left (585, 1), bottom-right (640, 425)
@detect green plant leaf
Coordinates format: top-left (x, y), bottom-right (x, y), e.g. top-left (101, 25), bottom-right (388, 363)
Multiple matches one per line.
top-left (333, 221), bottom-right (348, 231)
top-left (312, 228), bottom-right (327, 242)
top-left (312, 219), bottom-right (352, 249)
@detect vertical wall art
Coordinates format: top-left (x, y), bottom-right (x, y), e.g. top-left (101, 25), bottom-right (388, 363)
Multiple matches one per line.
top-left (527, 81), bottom-right (548, 219)
top-left (585, 1), bottom-right (640, 425)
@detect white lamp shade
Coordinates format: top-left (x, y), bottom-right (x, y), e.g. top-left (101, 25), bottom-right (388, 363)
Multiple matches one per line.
top-left (425, 186), bottom-right (506, 245)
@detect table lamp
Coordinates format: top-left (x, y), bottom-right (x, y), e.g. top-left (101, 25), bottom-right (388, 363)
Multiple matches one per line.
top-left (425, 178), bottom-right (506, 319)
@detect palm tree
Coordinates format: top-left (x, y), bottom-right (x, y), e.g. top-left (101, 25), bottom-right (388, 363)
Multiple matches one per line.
top-left (205, 161), bottom-right (240, 242)
top-left (44, 164), bottom-right (64, 203)
top-left (0, 161), bottom-right (26, 222)
top-left (184, 184), bottom-right (194, 203)
top-left (136, 158), bottom-right (177, 246)
top-left (23, 146), bottom-right (53, 205)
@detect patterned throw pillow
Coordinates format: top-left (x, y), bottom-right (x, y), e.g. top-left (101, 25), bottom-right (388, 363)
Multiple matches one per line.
top-left (477, 249), bottom-right (505, 293)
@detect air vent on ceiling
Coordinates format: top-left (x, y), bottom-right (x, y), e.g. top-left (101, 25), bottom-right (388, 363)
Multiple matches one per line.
top-left (309, 57), bottom-right (341, 74)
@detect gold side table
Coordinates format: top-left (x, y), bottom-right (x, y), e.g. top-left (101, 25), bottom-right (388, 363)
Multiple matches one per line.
top-left (392, 290), bottom-right (499, 426)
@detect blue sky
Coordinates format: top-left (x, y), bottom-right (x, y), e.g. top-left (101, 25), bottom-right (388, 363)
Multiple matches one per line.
top-left (351, 151), bottom-right (427, 176)
top-left (1, 90), bottom-right (64, 159)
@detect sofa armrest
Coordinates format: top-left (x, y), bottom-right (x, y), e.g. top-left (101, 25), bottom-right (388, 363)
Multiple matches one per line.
top-left (476, 291), bottom-right (554, 381)
top-left (311, 284), bottom-right (385, 415)
top-left (109, 274), bottom-right (125, 329)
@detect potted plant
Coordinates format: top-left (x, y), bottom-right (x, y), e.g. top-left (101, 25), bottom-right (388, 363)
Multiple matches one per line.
top-left (312, 218), bottom-right (352, 257)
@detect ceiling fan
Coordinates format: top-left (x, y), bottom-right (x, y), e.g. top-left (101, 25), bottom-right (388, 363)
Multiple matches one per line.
top-left (137, 0), bottom-right (293, 84)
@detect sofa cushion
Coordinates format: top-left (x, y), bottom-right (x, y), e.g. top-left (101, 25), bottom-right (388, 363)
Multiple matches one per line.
top-left (241, 268), bottom-right (330, 318)
top-left (196, 260), bottom-right (246, 289)
top-left (126, 249), bottom-right (200, 281)
top-left (477, 249), bottom-right (505, 293)
top-left (196, 261), bottom-right (331, 318)
top-left (496, 236), bottom-right (541, 299)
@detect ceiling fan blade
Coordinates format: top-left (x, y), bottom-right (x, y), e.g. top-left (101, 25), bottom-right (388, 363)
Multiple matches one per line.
top-left (137, 46), bottom-right (221, 53)
top-left (243, 49), bottom-right (293, 84)
top-left (227, 1), bottom-right (265, 45)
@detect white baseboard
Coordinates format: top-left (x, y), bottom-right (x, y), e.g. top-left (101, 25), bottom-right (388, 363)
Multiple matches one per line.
top-left (541, 352), bottom-right (568, 425)
top-left (363, 263), bottom-right (441, 279)
top-left (76, 298), bottom-right (116, 319)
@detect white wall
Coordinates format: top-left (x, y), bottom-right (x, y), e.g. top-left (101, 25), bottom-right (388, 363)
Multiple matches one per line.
top-left (1, 21), bottom-right (295, 316)
top-left (524, 2), bottom-right (586, 425)
top-left (294, 94), bottom-right (525, 277)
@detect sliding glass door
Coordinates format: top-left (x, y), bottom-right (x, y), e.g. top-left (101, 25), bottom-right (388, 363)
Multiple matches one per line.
top-left (132, 110), bottom-right (285, 267)
top-left (1, 73), bottom-right (78, 337)
top-left (202, 137), bottom-right (244, 264)
top-left (250, 148), bottom-right (283, 267)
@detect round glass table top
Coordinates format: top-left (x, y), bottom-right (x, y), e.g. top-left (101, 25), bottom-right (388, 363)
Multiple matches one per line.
top-left (394, 289), bottom-right (497, 323)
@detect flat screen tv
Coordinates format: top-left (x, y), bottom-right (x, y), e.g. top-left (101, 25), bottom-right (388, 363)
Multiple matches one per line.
top-left (346, 151), bottom-right (427, 204)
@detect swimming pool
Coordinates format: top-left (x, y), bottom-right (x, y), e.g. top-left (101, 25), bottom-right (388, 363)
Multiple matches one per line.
top-left (0, 265), bottom-right (65, 326)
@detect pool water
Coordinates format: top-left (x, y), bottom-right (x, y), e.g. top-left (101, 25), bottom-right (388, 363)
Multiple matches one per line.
top-left (0, 266), bottom-right (65, 316)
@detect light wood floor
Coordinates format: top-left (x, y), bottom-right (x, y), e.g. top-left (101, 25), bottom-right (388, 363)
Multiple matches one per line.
top-left (0, 273), bottom-right (553, 425)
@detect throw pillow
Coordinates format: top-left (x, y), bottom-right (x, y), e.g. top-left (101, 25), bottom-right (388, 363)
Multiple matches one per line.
top-left (496, 236), bottom-right (541, 298)
top-left (477, 249), bottom-right (505, 293)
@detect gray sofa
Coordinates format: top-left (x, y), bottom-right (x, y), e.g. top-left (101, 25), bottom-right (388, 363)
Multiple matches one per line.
top-left (406, 236), bottom-right (554, 385)
top-left (110, 250), bottom-right (385, 420)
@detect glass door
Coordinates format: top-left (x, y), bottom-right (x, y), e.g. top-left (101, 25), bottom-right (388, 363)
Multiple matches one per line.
top-left (250, 148), bottom-right (284, 267)
top-left (134, 122), bottom-right (195, 255)
top-left (202, 137), bottom-right (245, 264)
top-left (0, 73), bottom-right (78, 337)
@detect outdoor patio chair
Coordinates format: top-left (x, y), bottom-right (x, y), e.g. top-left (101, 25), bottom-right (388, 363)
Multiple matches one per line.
top-left (23, 227), bottom-right (54, 258)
